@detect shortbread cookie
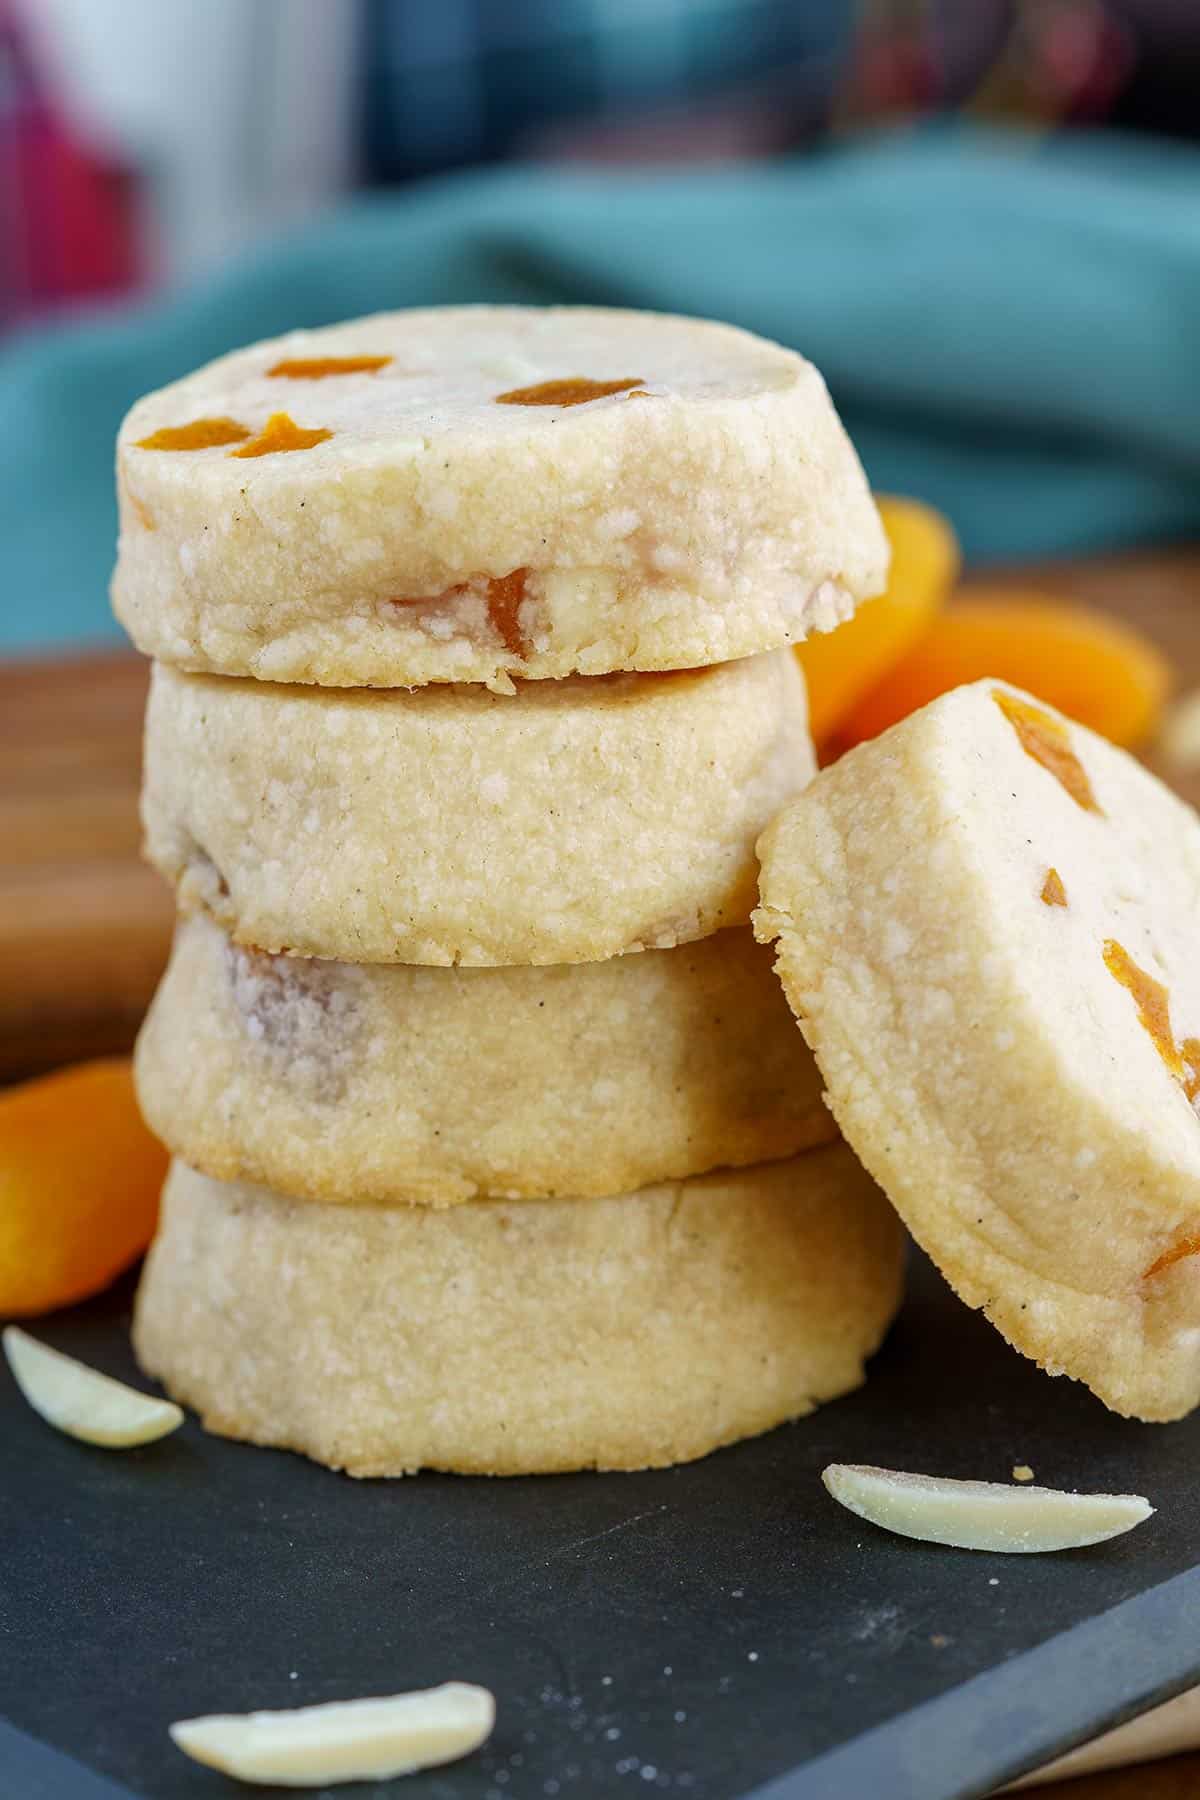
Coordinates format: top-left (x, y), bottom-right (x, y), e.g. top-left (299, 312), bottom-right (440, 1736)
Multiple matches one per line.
top-left (142, 651), bottom-right (814, 966)
top-left (755, 678), bottom-right (1200, 1421)
top-left (113, 306), bottom-right (887, 690)
top-left (134, 1151), bottom-right (904, 1477)
top-left (137, 914), bottom-right (835, 1206)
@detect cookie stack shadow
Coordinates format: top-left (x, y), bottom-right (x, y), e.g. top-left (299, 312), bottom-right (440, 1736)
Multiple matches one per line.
top-left (117, 307), bottom-right (904, 1476)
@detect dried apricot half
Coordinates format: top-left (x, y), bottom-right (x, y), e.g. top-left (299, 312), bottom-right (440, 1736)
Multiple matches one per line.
top-left (840, 593), bottom-right (1170, 751)
top-left (0, 1059), bottom-right (167, 1316)
top-left (796, 496), bottom-right (959, 747)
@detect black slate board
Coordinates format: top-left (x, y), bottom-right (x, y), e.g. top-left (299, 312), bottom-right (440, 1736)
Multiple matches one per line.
top-left (2, 1251), bottom-right (1198, 1800)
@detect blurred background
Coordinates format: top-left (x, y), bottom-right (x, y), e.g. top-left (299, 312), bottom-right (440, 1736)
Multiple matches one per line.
top-left (6, 0), bottom-right (1199, 314)
top-left (1, 0), bottom-right (1199, 655)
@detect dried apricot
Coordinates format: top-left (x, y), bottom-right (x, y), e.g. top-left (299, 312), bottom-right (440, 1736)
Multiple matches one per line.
top-left (1146, 1231), bottom-right (1200, 1280)
top-left (796, 497), bottom-right (959, 746)
top-left (1041, 869), bottom-right (1067, 908)
top-left (495, 377), bottom-right (644, 407)
top-left (388, 569), bottom-right (532, 656)
top-left (268, 355), bottom-right (391, 379)
top-left (993, 690), bottom-right (1101, 814)
top-left (1104, 940), bottom-right (1183, 1084)
top-left (230, 413), bottom-right (332, 458)
top-left (483, 569), bottom-right (530, 656)
top-left (840, 594), bottom-right (1170, 751)
top-left (136, 417), bottom-right (249, 451)
top-left (0, 1059), bottom-right (167, 1316)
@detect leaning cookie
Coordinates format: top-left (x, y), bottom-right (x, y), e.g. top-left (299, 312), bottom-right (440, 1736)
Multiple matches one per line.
top-left (137, 914), bottom-right (835, 1207)
top-left (134, 1151), bottom-right (904, 1477)
top-left (142, 651), bottom-right (813, 967)
top-left (113, 306), bottom-right (886, 691)
top-left (756, 677), bottom-right (1200, 1422)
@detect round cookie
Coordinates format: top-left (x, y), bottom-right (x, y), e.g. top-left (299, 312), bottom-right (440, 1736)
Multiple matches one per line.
top-left (134, 1151), bottom-right (904, 1477)
top-left (755, 678), bottom-right (1200, 1422)
top-left (137, 914), bottom-right (835, 1206)
top-left (142, 651), bottom-right (814, 966)
top-left (112, 306), bottom-right (887, 690)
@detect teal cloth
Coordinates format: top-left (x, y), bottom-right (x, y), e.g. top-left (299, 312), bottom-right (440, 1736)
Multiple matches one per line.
top-left (3, 127), bottom-right (1199, 654)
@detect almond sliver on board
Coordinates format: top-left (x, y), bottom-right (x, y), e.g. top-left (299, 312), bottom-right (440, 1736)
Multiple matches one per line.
top-left (170, 1683), bottom-right (495, 1786)
top-left (823, 1464), bottom-right (1152, 1553)
top-left (3, 1327), bottom-right (182, 1448)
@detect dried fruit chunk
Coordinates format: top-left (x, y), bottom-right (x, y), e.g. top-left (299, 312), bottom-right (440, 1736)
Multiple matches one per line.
top-left (1146, 1231), bottom-right (1200, 1279)
top-left (994, 690), bottom-right (1101, 813)
top-left (483, 568), bottom-right (530, 656)
top-left (1103, 940), bottom-right (1200, 1109)
top-left (1113, 950), bottom-right (1200, 1277)
top-left (841, 596), bottom-right (1170, 752)
top-left (822, 1464), bottom-right (1152, 1552)
top-left (495, 377), bottom-right (644, 406)
top-left (797, 496), bottom-right (958, 746)
top-left (136, 417), bottom-right (249, 451)
top-left (170, 1683), bottom-right (495, 1787)
top-left (1040, 868), bottom-right (1067, 907)
top-left (4, 1327), bottom-right (182, 1447)
top-left (230, 413), bottom-right (332, 458)
top-left (268, 355), bottom-right (391, 379)
top-left (388, 569), bottom-right (531, 657)
top-left (1104, 940), bottom-right (1185, 1083)
top-left (0, 1058), bottom-right (167, 1315)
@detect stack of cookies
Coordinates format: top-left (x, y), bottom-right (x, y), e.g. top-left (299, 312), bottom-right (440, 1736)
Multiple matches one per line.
top-left (113, 307), bottom-right (903, 1476)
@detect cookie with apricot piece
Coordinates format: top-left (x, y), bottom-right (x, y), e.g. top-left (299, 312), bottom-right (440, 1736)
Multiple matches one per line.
top-left (113, 306), bottom-right (886, 691)
top-left (838, 593), bottom-right (1169, 751)
top-left (755, 679), bottom-right (1200, 1421)
top-left (0, 1059), bottom-right (167, 1316)
top-left (796, 496), bottom-right (959, 747)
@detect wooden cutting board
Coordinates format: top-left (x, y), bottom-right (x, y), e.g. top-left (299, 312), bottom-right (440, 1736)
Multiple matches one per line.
top-left (2, 546), bottom-right (1200, 1084)
top-left (0, 652), bottom-right (172, 1080)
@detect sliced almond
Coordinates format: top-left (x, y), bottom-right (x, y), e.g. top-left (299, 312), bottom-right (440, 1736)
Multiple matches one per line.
top-left (3, 1326), bottom-right (183, 1448)
top-left (169, 1683), bottom-right (495, 1787)
top-left (822, 1463), bottom-right (1152, 1553)
top-left (1159, 689), bottom-right (1200, 770)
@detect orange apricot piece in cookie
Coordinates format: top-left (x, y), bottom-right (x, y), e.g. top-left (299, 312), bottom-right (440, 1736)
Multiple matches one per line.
top-left (267, 355), bottom-right (391, 378)
top-left (230, 413), bottom-right (332, 458)
top-left (495, 377), bottom-right (644, 406)
top-left (136, 417), bottom-right (249, 451)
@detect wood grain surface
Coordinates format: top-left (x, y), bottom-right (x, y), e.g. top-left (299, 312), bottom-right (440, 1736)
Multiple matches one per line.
top-left (0, 652), bottom-right (171, 1080)
top-left (2, 551), bottom-right (1200, 1797)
